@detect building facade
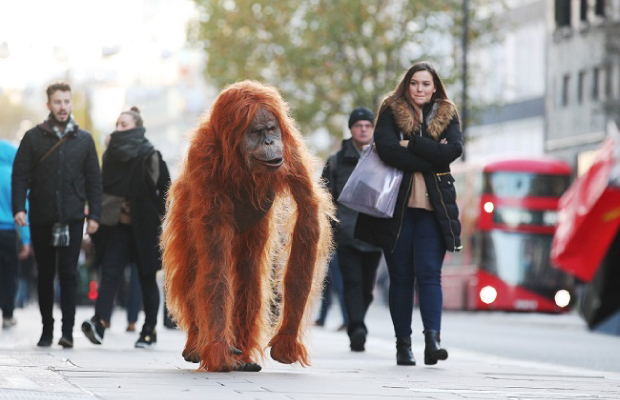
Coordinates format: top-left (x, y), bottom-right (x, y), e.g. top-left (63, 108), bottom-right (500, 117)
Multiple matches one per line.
top-left (546, 0), bottom-right (620, 174)
top-left (466, 0), bottom-right (548, 164)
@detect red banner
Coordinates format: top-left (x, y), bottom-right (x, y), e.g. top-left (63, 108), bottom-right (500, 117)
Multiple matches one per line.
top-left (551, 137), bottom-right (620, 282)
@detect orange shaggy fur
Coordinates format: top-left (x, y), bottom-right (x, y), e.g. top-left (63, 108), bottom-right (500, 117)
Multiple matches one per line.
top-left (161, 81), bottom-right (334, 372)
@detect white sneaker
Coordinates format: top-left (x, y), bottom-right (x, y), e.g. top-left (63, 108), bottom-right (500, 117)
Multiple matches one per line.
top-left (2, 317), bottom-right (17, 329)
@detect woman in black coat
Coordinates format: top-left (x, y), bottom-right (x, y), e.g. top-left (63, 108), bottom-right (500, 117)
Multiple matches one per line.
top-left (82, 107), bottom-right (170, 348)
top-left (355, 62), bottom-right (462, 366)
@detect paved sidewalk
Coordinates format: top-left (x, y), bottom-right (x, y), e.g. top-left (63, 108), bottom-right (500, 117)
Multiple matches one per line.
top-left (1, 305), bottom-right (620, 399)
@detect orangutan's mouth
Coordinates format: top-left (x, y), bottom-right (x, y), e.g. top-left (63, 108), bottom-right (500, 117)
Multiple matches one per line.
top-left (256, 157), bottom-right (283, 168)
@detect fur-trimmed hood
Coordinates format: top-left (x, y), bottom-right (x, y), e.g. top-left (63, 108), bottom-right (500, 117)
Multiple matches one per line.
top-left (388, 97), bottom-right (459, 140)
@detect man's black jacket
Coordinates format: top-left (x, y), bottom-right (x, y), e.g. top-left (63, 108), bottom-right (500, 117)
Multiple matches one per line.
top-left (12, 121), bottom-right (102, 225)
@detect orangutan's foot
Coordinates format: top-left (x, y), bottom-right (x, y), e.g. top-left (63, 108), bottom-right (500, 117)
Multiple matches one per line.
top-left (182, 348), bottom-right (200, 363)
top-left (214, 362), bottom-right (261, 372)
top-left (233, 362), bottom-right (262, 372)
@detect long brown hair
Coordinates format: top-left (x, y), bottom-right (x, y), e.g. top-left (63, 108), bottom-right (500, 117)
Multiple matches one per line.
top-left (379, 62), bottom-right (449, 114)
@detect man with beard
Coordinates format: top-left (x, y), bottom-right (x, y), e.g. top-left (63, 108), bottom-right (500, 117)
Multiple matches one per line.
top-left (12, 82), bottom-right (102, 348)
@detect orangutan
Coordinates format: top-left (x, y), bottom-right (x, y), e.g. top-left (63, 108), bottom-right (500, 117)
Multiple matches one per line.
top-left (161, 80), bottom-right (334, 372)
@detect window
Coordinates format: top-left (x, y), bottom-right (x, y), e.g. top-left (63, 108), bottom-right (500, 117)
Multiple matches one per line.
top-left (595, 0), bottom-right (605, 17)
top-left (580, 0), bottom-right (588, 21)
top-left (578, 71), bottom-right (586, 103)
top-left (555, 0), bottom-right (572, 28)
top-left (562, 74), bottom-right (570, 106)
top-left (592, 67), bottom-right (599, 101)
top-left (483, 172), bottom-right (571, 198)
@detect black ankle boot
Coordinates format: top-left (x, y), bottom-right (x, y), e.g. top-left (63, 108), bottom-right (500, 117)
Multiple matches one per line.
top-left (37, 325), bottom-right (53, 347)
top-left (349, 327), bottom-right (366, 352)
top-left (424, 330), bottom-right (448, 365)
top-left (396, 337), bottom-right (416, 366)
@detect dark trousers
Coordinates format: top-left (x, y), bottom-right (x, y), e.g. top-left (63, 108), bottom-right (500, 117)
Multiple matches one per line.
top-left (337, 246), bottom-right (382, 337)
top-left (383, 208), bottom-right (446, 338)
top-left (126, 263), bottom-right (143, 324)
top-left (0, 230), bottom-right (18, 319)
top-left (30, 222), bottom-right (84, 336)
top-left (316, 253), bottom-right (348, 326)
top-left (95, 224), bottom-right (159, 330)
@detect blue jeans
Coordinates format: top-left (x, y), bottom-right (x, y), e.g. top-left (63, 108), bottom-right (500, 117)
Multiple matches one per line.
top-left (383, 208), bottom-right (446, 337)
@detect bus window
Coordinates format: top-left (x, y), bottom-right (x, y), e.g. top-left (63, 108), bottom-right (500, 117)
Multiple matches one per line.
top-left (483, 172), bottom-right (571, 198)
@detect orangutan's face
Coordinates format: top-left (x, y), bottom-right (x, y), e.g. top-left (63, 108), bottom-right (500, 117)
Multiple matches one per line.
top-left (243, 108), bottom-right (284, 170)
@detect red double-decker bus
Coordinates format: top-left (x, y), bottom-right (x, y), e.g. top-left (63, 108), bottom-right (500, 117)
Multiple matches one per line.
top-left (442, 158), bottom-right (576, 312)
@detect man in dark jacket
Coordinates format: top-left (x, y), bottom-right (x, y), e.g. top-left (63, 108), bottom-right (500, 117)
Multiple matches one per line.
top-left (12, 82), bottom-right (102, 348)
top-left (322, 107), bottom-right (382, 351)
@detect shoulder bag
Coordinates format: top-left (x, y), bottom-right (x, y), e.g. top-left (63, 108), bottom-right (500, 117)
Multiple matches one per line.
top-left (337, 139), bottom-right (403, 218)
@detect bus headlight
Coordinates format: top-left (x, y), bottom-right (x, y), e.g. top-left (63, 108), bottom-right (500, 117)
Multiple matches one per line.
top-left (483, 202), bottom-right (494, 213)
top-left (480, 286), bottom-right (497, 304)
top-left (554, 290), bottom-right (571, 308)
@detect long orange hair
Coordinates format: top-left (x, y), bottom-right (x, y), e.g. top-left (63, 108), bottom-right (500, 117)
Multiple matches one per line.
top-left (161, 80), bottom-right (334, 371)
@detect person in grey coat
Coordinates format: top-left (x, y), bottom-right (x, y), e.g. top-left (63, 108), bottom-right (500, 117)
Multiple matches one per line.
top-left (321, 107), bottom-right (382, 352)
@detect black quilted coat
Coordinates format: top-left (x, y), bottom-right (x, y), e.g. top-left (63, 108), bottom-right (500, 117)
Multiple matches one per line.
top-left (355, 98), bottom-right (463, 252)
top-left (12, 121), bottom-right (102, 224)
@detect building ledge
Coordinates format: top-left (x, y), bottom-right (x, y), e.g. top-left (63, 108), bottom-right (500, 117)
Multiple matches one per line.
top-left (470, 97), bottom-right (545, 128)
top-left (545, 131), bottom-right (606, 151)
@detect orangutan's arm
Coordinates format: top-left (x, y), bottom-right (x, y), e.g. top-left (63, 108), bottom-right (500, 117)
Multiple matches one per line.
top-left (269, 165), bottom-right (321, 366)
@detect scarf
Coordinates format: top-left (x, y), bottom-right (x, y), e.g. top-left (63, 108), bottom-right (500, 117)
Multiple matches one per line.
top-left (45, 113), bottom-right (77, 138)
top-left (102, 127), bottom-right (155, 197)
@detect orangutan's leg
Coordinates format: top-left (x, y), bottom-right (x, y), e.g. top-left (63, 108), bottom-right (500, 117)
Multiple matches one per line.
top-left (229, 220), bottom-right (270, 372)
top-left (182, 310), bottom-right (200, 363)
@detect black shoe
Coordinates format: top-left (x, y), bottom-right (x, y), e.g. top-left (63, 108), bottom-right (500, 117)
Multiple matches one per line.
top-left (163, 318), bottom-right (177, 330)
top-left (58, 335), bottom-right (74, 348)
top-left (350, 328), bottom-right (366, 352)
top-left (82, 318), bottom-right (104, 345)
top-left (396, 336), bottom-right (416, 366)
top-left (424, 330), bottom-right (448, 365)
top-left (135, 327), bottom-right (157, 348)
top-left (37, 333), bottom-right (53, 347)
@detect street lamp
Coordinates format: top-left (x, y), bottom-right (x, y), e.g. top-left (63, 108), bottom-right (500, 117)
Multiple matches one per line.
top-left (461, 0), bottom-right (469, 162)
